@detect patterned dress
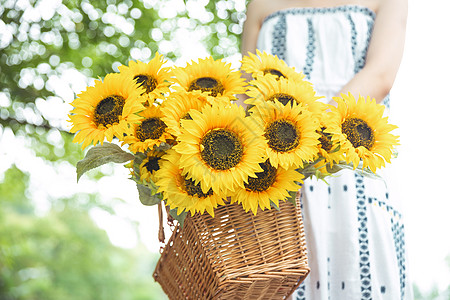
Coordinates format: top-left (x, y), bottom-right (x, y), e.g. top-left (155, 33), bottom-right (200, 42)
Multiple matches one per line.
top-left (256, 5), bottom-right (413, 299)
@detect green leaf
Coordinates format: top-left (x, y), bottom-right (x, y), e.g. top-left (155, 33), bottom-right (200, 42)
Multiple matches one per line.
top-left (76, 143), bottom-right (135, 182)
top-left (136, 183), bottom-right (162, 206)
top-left (392, 150), bottom-right (399, 159)
top-left (325, 163), bottom-right (344, 174)
top-left (270, 201), bottom-right (281, 211)
top-left (168, 208), bottom-right (187, 228)
top-left (334, 162), bottom-right (383, 180)
top-left (286, 190), bottom-right (298, 207)
top-left (329, 144), bottom-right (341, 153)
top-left (145, 177), bottom-right (159, 191)
top-left (130, 152), bottom-right (146, 182)
top-left (153, 142), bottom-right (171, 152)
top-left (297, 159), bottom-right (325, 180)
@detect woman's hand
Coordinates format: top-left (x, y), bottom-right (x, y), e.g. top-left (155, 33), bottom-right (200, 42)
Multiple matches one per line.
top-left (337, 0), bottom-right (408, 103)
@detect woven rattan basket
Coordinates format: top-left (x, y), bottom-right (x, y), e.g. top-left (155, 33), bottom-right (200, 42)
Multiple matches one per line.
top-left (153, 193), bottom-right (309, 299)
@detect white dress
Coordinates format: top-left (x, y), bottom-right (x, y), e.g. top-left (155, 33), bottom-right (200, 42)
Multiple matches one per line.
top-left (257, 5), bottom-right (413, 299)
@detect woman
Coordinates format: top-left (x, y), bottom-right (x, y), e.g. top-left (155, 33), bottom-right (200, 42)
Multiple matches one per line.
top-left (240, 0), bottom-right (412, 299)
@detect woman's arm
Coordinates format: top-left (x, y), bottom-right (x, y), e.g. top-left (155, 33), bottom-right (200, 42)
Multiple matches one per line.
top-left (335, 0), bottom-right (408, 104)
top-left (241, 0), bottom-right (281, 55)
top-left (241, 0), bottom-right (265, 57)
top-left (236, 0), bottom-right (270, 108)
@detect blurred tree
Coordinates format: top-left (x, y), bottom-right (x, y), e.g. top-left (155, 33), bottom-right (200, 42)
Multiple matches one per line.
top-left (0, 165), bottom-right (167, 300)
top-left (0, 0), bottom-right (247, 146)
top-left (0, 1), bottom-right (247, 298)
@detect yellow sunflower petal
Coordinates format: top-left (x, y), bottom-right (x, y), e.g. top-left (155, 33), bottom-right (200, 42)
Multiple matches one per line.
top-left (69, 72), bottom-right (145, 149)
top-left (245, 73), bottom-right (325, 117)
top-left (328, 93), bottom-right (399, 172)
top-left (160, 91), bottom-right (208, 138)
top-left (170, 56), bottom-right (246, 102)
top-left (250, 99), bottom-right (321, 169)
top-left (173, 102), bottom-right (266, 195)
top-left (155, 150), bottom-right (225, 217)
top-left (123, 104), bottom-right (173, 153)
top-left (241, 50), bottom-right (305, 82)
top-left (118, 52), bottom-right (172, 99)
top-left (231, 160), bottom-right (303, 214)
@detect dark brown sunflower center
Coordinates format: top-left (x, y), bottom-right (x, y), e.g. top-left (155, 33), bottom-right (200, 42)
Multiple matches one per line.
top-left (268, 93), bottom-right (296, 106)
top-left (265, 119), bottom-right (300, 152)
top-left (263, 68), bottom-right (285, 78)
top-left (134, 74), bottom-right (157, 94)
top-left (181, 112), bottom-right (193, 120)
top-left (318, 127), bottom-right (333, 152)
top-left (341, 117), bottom-right (375, 150)
top-left (183, 176), bottom-right (213, 198)
top-left (200, 129), bottom-right (243, 170)
top-left (244, 160), bottom-right (277, 192)
top-left (188, 77), bottom-right (225, 97)
top-left (136, 117), bottom-right (167, 142)
top-left (93, 95), bottom-right (125, 127)
top-left (144, 156), bottom-right (161, 173)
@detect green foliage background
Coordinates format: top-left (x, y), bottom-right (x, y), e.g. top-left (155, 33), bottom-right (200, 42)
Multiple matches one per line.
top-left (0, 0), bottom-right (247, 298)
top-left (0, 166), bottom-right (166, 299)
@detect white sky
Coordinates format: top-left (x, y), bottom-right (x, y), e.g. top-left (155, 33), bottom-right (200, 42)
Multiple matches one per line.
top-left (1, 0), bottom-right (449, 295)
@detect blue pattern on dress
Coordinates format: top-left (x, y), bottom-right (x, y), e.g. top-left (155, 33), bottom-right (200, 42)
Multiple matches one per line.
top-left (303, 18), bottom-right (315, 79)
top-left (355, 174), bottom-right (372, 299)
top-left (294, 195), bottom-right (307, 300)
top-left (263, 5), bottom-right (375, 24)
top-left (346, 14), bottom-right (359, 74)
top-left (382, 94), bottom-right (391, 110)
top-left (271, 14), bottom-right (287, 61)
top-left (368, 197), bottom-right (407, 299)
top-left (294, 281), bottom-right (307, 300)
top-left (327, 257), bottom-right (331, 299)
top-left (367, 197), bottom-right (402, 219)
top-left (354, 18), bottom-right (373, 73)
top-left (392, 220), bottom-right (407, 299)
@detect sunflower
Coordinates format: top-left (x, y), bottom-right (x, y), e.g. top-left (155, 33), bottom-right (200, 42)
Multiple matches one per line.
top-left (123, 104), bottom-right (173, 153)
top-left (250, 99), bottom-right (321, 169)
top-left (118, 52), bottom-right (171, 102)
top-left (313, 110), bottom-right (346, 170)
top-left (329, 93), bottom-right (399, 173)
top-left (69, 73), bottom-right (145, 149)
top-left (170, 56), bottom-right (246, 103)
top-left (245, 74), bottom-right (325, 117)
top-left (231, 159), bottom-right (304, 215)
top-left (241, 50), bottom-right (305, 82)
top-left (139, 150), bottom-right (165, 184)
top-left (173, 102), bottom-right (267, 195)
top-left (160, 91), bottom-right (208, 138)
top-left (155, 150), bottom-right (226, 217)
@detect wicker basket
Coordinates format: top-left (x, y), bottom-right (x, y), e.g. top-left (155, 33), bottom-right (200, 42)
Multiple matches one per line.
top-left (153, 193), bottom-right (309, 299)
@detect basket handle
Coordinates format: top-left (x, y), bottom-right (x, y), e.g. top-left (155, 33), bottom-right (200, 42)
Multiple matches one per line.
top-left (158, 202), bottom-right (165, 244)
top-left (157, 201), bottom-right (176, 253)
